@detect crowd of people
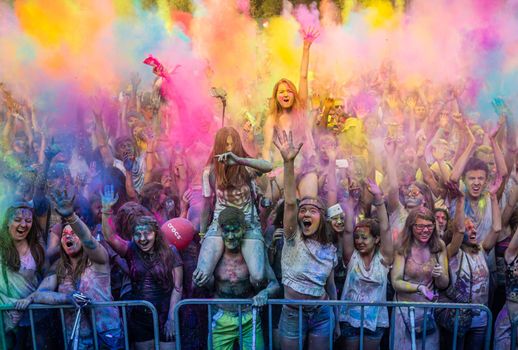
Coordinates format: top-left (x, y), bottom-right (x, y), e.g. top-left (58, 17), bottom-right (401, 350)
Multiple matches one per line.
top-left (0, 27), bottom-right (517, 350)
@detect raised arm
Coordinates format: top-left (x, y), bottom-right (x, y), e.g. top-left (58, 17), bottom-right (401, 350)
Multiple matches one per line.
top-left (261, 117), bottom-right (275, 162)
top-left (92, 109), bottom-right (115, 167)
top-left (273, 129), bottom-right (303, 239)
top-left (416, 135), bottom-right (445, 198)
top-left (342, 197), bottom-right (355, 266)
top-left (367, 178), bottom-right (393, 266)
top-left (447, 192), bottom-right (466, 259)
top-left (383, 137), bottom-right (400, 215)
top-left (52, 188), bottom-right (109, 265)
top-left (298, 27), bottom-right (318, 107)
top-left (450, 120), bottom-right (476, 183)
top-left (100, 185), bottom-right (130, 257)
top-left (325, 146), bottom-right (338, 206)
top-left (503, 185), bottom-right (518, 228)
top-left (482, 175), bottom-right (503, 252)
top-left (489, 123), bottom-right (509, 179)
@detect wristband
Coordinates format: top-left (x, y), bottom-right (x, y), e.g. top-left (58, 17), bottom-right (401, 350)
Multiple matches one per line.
top-left (102, 209), bottom-right (113, 215)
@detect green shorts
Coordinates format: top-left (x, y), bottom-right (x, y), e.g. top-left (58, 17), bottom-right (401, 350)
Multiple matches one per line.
top-left (211, 308), bottom-right (264, 350)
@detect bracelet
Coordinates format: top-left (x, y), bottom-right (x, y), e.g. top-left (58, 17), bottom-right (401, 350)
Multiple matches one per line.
top-left (146, 150), bottom-right (156, 154)
top-left (416, 283), bottom-right (422, 293)
top-left (102, 209), bottom-right (113, 215)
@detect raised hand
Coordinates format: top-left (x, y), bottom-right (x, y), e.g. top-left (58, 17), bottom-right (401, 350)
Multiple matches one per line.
top-left (492, 97), bottom-right (511, 117)
top-left (100, 185), bottom-right (119, 211)
top-left (215, 152), bottom-right (241, 166)
top-left (488, 173), bottom-right (503, 196)
top-left (272, 129), bottom-right (303, 162)
top-left (301, 26), bottom-right (320, 45)
top-left (366, 178), bottom-right (383, 199)
top-left (51, 187), bottom-right (76, 218)
top-left (44, 137), bottom-right (61, 161)
top-left (130, 72), bottom-right (141, 88)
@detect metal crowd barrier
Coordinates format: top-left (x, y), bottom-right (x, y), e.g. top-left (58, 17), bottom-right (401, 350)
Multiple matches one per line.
top-left (0, 300), bottom-right (160, 350)
top-left (174, 299), bottom-right (492, 350)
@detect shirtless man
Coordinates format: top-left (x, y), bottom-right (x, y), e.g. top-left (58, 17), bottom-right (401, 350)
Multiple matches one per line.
top-left (194, 206), bottom-right (280, 350)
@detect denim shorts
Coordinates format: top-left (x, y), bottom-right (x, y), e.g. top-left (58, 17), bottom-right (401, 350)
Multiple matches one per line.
top-left (279, 305), bottom-right (334, 339)
top-left (340, 322), bottom-right (385, 341)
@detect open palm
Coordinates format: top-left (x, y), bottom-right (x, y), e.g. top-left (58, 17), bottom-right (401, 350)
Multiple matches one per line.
top-left (272, 129), bottom-right (303, 162)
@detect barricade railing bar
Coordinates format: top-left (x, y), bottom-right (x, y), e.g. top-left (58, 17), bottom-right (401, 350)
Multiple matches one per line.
top-left (174, 299), bottom-right (492, 350)
top-left (0, 300), bottom-right (160, 350)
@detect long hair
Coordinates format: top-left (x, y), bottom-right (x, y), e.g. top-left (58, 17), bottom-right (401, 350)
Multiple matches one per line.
top-left (298, 197), bottom-right (333, 245)
top-left (115, 202), bottom-right (153, 240)
top-left (0, 207), bottom-right (45, 272)
top-left (397, 207), bottom-right (444, 256)
top-left (269, 78), bottom-right (302, 119)
top-left (207, 127), bottom-right (251, 189)
top-left (131, 216), bottom-right (175, 290)
top-left (55, 227), bottom-right (90, 285)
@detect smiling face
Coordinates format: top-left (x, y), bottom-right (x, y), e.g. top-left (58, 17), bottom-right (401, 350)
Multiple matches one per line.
top-left (464, 169), bottom-right (487, 199)
top-left (276, 82), bottom-right (295, 110)
top-left (9, 208), bottom-right (33, 243)
top-left (133, 224), bottom-right (157, 253)
top-left (61, 225), bottom-right (82, 257)
top-left (412, 218), bottom-right (435, 245)
top-left (354, 226), bottom-right (378, 255)
top-left (329, 214), bottom-right (345, 233)
top-left (298, 205), bottom-right (322, 237)
top-left (221, 222), bottom-right (244, 252)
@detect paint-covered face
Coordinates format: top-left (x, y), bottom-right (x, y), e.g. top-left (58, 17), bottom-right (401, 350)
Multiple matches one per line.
top-left (12, 137), bottom-right (28, 154)
top-left (142, 104), bottom-right (154, 120)
top-left (329, 214), bottom-right (345, 233)
top-left (414, 105), bottom-right (426, 120)
top-left (90, 200), bottom-right (103, 223)
top-left (117, 140), bottom-right (135, 160)
top-left (464, 218), bottom-right (477, 244)
top-left (225, 135), bottom-right (234, 152)
top-left (276, 83), bottom-right (295, 110)
top-left (434, 211), bottom-right (447, 233)
top-left (298, 205), bottom-right (322, 237)
top-left (221, 222), bottom-right (244, 251)
top-left (412, 218), bottom-right (435, 244)
top-left (61, 225), bottom-right (82, 257)
top-left (127, 116), bottom-right (140, 129)
top-left (133, 224), bottom-right (156, 253)
top-left (404, 184), bottom-right (424, 209)
top-left (9, 208), bottom-right (33, 243)
top-left (464, 169), bottom-right (487, 199)
top-left (161, 172), bottom-right (172, 188)
top-left (354, 226), bottom-right (378, 255)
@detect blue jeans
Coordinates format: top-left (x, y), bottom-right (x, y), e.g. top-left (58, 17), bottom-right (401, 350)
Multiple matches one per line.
top-left (279, 305), bottom-right (334, 340)
top-left (340, 322), bottom-right (385, 341)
